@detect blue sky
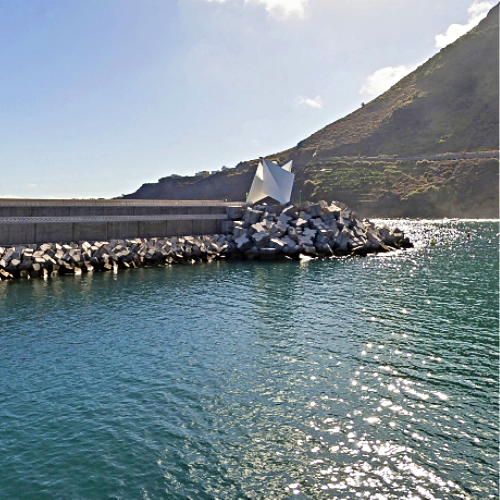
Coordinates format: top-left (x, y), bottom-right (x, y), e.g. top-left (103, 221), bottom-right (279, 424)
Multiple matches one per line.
top-left (0, 0), bottom-right (494, 198)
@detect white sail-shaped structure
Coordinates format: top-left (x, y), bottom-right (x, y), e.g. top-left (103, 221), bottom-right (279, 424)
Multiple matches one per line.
top-left (247, 159), bottom-right (294, 205)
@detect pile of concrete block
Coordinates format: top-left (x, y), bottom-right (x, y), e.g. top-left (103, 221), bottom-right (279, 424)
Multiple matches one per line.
top-left (0, 235), bottom-right (232, 280)
top-left (223, 200), bottom-right (412, 260)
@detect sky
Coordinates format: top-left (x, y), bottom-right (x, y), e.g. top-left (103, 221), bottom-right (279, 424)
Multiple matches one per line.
top-left (0, 0), bottom-right (495, 199)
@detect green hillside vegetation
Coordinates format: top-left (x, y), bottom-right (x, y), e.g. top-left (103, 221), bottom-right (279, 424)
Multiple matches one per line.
top-left (125, 5), bottom-right (499, 218)
top-left (294, 157), bottom-right (498, 217)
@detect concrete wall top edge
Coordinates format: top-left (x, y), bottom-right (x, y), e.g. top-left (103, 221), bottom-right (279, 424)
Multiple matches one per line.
top-left (0, 199), bottom-right (243, 208)
top-left (0, 214), bottom-right (228, 223)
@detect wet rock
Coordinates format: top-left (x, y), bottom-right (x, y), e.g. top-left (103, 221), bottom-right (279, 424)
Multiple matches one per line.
top-left (259, 247), bottom-right (279, 259)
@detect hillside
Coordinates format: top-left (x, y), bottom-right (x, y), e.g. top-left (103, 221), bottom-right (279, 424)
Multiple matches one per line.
top-left (288, 4), bottom-right (499, 163)
top-left (124, 5), bottom-right (499, 218)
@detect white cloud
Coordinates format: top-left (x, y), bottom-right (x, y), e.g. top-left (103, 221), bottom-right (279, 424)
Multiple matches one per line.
top-left (359, 64), bottom-right (417, 98)
top-left (199, 0), bottom-right (308, 18)
top-left (252, 139), bottom-right (261, 147)
top-left (245, 0), bottom-right (308, 18)
top-left (358, 1), bottom-right (493, 99)
top-left (435, 0), bottom-right (494, 48)
top-left (295, 95), bottom-right (323, 109)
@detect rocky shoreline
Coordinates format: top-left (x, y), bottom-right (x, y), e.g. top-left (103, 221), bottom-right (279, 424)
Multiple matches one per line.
top-left (0, 201), bottom-right (412, 280)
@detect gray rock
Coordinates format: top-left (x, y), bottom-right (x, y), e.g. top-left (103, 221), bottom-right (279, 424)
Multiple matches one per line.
top-left (233, 227), bottom-right (246, 238)
top-left (335, 231), bottom-right (351, 251)
top-left (269, 237), bottom-right (286, 250)
top-left (261, 219), bottom-right (276, 230)
top-left (309, 218), bottom-right (325, 231)
top-left (315, 242), bottom-right (333, 255)
top-left (18, 259), bottom-right (33, 271)
top-left (259, 247), bottom-right (278, 259)
top-left (279, 235), bottom-right (296, 247)
top-left (295, 217), bottom-right (309, 230)
top-left (252, 232), bottom-right (270, 248)
top-left (287, 226), bottom-right (299, 243)
top-left (367, 230), bottom-right (383, 247)
top-left (302, 244), bottom-right (318, 257)
top-left (315, 234), bottom-right (328, 245)
top-left (275, 220), bottom-right (288, 234)
top-left (298, 234), bottom-right (314, 246)
top-left (320, 211), bottom-right (333, 224)
top-left (43, 255), bottom-right (57, 266)
top-left (250, 222), bottom-right (266, 234)
top-left (277, 212), bottom-right (292, 224)
top-left (284, 244), bottom-right (301, 257)
top-left (309, 204), bottom-right (322, 217)
top-left (281, 205), bottom-right (298, 219)
top-left (234, 233), bottom-right (253, 252)
top-left (243, 208), bottom-right (264, 224)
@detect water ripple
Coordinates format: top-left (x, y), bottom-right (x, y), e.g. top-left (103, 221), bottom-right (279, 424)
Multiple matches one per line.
top-left (0, 220), bottom-right (497, 499)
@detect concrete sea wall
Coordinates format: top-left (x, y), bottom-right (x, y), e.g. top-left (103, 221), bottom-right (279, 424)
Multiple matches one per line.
top-left (0, 199), bottom-right (236, 246)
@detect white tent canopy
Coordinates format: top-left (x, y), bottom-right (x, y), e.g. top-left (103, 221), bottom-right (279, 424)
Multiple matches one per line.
top-left (247, 159), bottom-right (294, 205)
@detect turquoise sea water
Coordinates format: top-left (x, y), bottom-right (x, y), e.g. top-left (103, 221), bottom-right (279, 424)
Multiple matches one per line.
top-left (0, 220), bottom-right (498, 500)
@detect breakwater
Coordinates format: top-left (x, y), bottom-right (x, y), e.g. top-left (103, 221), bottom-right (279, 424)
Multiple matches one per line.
top-left (0, 201), bottom-right (411, 280)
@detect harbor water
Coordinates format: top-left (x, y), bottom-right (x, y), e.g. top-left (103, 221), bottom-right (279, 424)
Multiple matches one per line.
top-left (0, 220), bottom-right (498, 499)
